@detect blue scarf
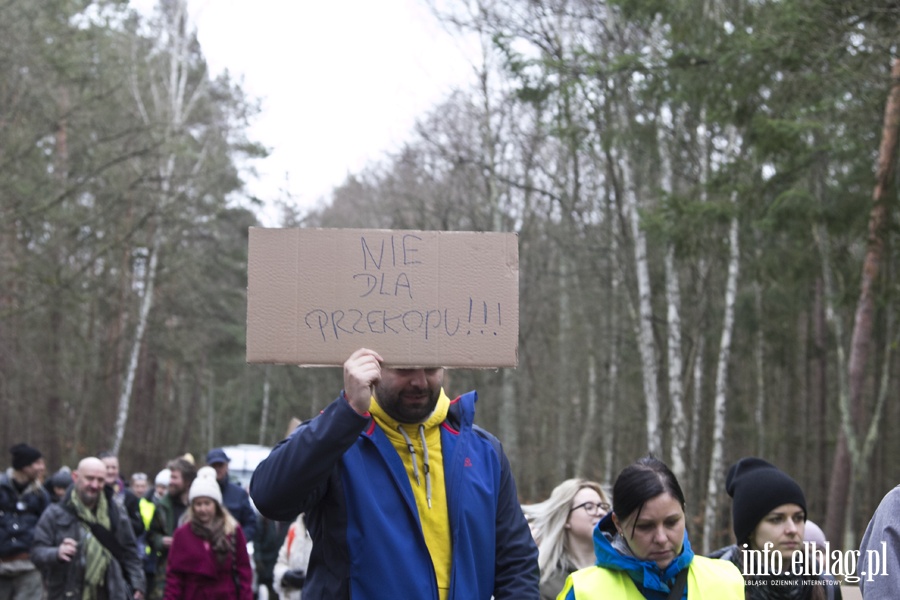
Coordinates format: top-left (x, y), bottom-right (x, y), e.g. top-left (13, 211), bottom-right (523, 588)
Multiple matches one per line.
top-left (593, 513), bottom-right (694, 600)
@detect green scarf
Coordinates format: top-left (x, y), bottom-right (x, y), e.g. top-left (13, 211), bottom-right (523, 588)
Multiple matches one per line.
top-left (69, 490), bottom-right (112, 600)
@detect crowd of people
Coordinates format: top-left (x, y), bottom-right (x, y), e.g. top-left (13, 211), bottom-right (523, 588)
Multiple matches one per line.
top-left (1, 345), bottom-right (896, 599)
top-left (0, 443), bottom-right (310, 600)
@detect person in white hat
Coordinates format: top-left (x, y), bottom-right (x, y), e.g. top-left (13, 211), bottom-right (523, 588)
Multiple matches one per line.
top-left (153, 469), bottom-right (171, 502)
top-left (162, 467), bottom-right (252, 599)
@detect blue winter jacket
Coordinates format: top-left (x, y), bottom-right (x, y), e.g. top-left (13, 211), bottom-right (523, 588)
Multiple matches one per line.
top-left (250, 390), bottom-right (539, 600)
top-left (218, 477), bottom-right (257, 541)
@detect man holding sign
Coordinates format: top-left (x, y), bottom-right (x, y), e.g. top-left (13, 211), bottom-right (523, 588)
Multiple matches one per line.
top-left (249, 347), bottom-right (539, 600)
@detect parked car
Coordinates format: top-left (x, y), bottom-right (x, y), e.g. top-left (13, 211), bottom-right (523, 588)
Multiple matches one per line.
top-left (217, 443), bottom-right (273, 491)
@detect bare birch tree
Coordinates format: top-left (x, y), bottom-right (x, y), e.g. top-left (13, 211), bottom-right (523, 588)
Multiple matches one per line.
top-left (112, 0), bottom-right (209, 453)
top-left (657, 111), bottom-right (687, 481)
top-left (688, 120), bottom-right (711, 499)
top-left (702, 184), bottom-right (741, 554)
top-left (615, 92), bottom-right (662, 456)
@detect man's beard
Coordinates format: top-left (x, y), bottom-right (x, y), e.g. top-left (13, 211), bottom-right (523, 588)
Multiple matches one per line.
top-left (78, 488), bottom-right (99, 508)
top-left (375, 384), bottom-right (440, 424)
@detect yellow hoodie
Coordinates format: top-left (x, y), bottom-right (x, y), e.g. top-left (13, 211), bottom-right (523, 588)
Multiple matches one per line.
top-left (370, 389), bottom-right (452, 600)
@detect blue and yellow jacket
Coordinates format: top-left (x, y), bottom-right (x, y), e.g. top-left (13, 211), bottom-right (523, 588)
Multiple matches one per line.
top-left (250, 390), bottom-right (538, 600)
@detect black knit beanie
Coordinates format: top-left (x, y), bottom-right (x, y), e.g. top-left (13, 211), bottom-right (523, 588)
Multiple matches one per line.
top-left (726, 457), bottom-right (807, 545)
top-left (10, 443), bottom-right (43, 471)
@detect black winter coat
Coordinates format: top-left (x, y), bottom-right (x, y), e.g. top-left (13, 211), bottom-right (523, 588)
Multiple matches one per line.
top-left (0, 469), bottom-right (50, 558)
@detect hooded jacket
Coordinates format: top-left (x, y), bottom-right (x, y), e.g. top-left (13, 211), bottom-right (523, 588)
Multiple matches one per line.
top-left (272, 515), bottom-right (312, 600)
top-left (250, 390), bottom-right (539, 600)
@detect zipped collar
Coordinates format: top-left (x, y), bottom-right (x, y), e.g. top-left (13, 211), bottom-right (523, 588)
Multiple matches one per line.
top-left (369, 389), bottom-right (450, 510)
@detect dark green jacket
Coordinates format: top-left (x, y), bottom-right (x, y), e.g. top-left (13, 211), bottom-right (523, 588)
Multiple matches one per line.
top-left (145, 493), bottom-right (187, 599)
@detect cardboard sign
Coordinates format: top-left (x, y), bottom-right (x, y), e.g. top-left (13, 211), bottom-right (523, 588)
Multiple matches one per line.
top-left (246, 228), bottom-right (519, 367)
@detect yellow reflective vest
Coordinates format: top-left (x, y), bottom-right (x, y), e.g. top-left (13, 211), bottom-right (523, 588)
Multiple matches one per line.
top-left (559, 555), bottom-right (745, 600)
top-left (138, 497), bottom-right (156, 531)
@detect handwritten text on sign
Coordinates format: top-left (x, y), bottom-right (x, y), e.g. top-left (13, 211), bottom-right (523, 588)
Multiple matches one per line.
top-left (246, 227), bottom-right (519, 367)
top-left (304, 234), bottom-right (504, 342)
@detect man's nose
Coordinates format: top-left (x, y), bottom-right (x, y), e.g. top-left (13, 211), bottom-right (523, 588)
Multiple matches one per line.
top-left (407, 369), bottom-right (427, 386)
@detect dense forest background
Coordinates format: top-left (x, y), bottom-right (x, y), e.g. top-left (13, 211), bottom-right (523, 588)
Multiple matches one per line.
top-left (2, 0), bottom-right (900, 552)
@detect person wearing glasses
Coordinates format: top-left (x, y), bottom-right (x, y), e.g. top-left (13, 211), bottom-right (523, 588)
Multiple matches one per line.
top-left (558, 456), bottom-right (744, 599)
top-left (522, 479), bottom-right (610, 600)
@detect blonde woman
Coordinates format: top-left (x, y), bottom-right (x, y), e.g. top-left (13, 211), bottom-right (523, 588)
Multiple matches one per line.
top-left (522, 479), bottom-right (610, 600)
top-left (163, 467), bottom-right (252, 599)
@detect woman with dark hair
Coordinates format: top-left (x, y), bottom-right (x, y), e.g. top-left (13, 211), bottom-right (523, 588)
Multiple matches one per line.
top-left (710, 457), bottom-right (841, 600)
top-left (558, 456), bottom-right (744, 599)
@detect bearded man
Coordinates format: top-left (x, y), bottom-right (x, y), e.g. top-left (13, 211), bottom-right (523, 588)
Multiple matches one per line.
top-left (32, 456), bottom-right (145, 599)
top-left (250, 347), bottom-right (539, 600)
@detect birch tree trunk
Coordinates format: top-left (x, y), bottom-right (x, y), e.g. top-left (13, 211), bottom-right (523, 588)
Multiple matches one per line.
top-left (112, 0), bottom-right (208, 453)
top-left (702, 191), bottom-right (740, 554)
top-left (689, 120), bottom-right (710, 497)
top-left (658, 114), bottom-right (687, 481)
top-left (616, 99), bottom-right (661, 456)
top-left (689, 334), bottom-right (705, 495)
top-left (112, 231), bottom-right (160, 454)
top-left (604, 186), bottom-right (621, 485)
top-left (665, 247), bottom-right (687, 478)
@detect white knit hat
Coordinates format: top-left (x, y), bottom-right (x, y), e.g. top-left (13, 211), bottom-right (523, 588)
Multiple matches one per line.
top-left (189, 466), bottom-right (223, 505)
top-left (155, 468), bottom-right (171, 487)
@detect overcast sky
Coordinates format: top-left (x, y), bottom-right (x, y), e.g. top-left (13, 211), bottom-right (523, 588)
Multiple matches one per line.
top-left (137, 0), bottom-right (480, 224)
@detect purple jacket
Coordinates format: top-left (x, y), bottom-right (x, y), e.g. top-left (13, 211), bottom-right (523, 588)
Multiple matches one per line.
top-left (163, 521), bottom-right (252, 600)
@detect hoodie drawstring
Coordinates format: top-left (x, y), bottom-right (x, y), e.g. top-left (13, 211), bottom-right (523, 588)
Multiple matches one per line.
top-left (397, 424), bottom-right (432, 509)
